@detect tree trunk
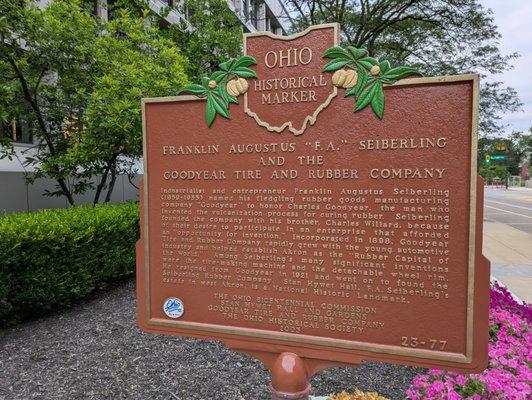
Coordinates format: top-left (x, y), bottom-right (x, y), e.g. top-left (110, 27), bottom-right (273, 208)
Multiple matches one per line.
top-left (93, 154), bottom-right (118, 204)
top-left (7, 57), bottom-right (76, 205)
top-left (104, 162), bottom-right (117, 203)
top-left (93, 164), bottom-right (110, 205)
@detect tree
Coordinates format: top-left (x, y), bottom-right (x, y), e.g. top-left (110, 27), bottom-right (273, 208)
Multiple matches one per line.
top-left (285, 0), bottom-right (522, 135)
top-left (479, 164), bottom-right (507, 185)
top-left (1, 0), bottom-right (100, 205)
top-left (168, 0), bottom-right (243, 80)
top-left (114, 0), bottom-right (243, 80)
top-left (477, 129), bottom-right (531, 176)
top-left (0, 0), bottom-right (188, 205)
top-left (73, 9), bottom-right (189, 204)
top-left (510, 128), bottom-right (532, 166)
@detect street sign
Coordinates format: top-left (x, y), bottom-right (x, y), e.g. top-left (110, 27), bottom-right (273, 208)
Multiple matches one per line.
top-left (494, 142), bottom-right (508, 152)
top-left (490, 154), bottom-right (507, 161)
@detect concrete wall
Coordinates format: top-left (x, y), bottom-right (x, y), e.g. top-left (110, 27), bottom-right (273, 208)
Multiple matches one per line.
top-left (0, 172), bottom-right (140, 214)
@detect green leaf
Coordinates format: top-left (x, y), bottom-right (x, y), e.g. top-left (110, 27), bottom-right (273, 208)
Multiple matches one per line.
top-left (370, 81), bottom-right (385, 119)
top-left (179, 84), bottom-right (207, 97)
top-left (215, 86), bottom-right (238, 105)
top-left (235, 55), bottom-right (257, 68)
top-left (362, 56), bottom-right (379, 66)
top-left (379, 60), bottom-right (391, 73)
top-left (357, 60), bottom-right (374, 69)
top-left (233, 66), bottom-right (257, 78)
top-left (216, 85), bottom-right (229, 101)
top-left (209, 92), bottom-right (230, 119)
top-left (322, 59), bottom-right (350, 72)
top-left (205, 96), bottom-right (216, 127)
top-left (355, 81), bottom-right (378, 112)
top-left (219, 58), bottom-right (237, 72)
top-left (383, 66), bottom-right (422, 81)
top-left (201, 76), bottom-right (211, 89)
top-left (346, 46), bottom-right (368, 60)
top-left (323, 46), bottom-right (349, 59)
top-left (211, 71), bottom-right (227, 83)
top-left (359, 57), bottom-right (379, 70)
top-left (344, 87), bottom-right (356, 97)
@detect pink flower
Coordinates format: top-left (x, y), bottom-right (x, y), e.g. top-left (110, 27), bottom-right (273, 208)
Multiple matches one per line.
top-left (454, 374), bottom-right (467, 386)
top-left (446, 390), bottom-right (462, 400)
top-left (406, 284), bottom-right (531, 400)
top-left (412, 376), bottom-right (427, 389)
top-left (405, 389), bottom-right (421, 400)
top-left (426, 380), bottom-right (445, 397)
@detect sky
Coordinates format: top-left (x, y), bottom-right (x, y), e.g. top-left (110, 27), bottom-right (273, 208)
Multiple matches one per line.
top-left (480, 0), bottom-right (532, 135)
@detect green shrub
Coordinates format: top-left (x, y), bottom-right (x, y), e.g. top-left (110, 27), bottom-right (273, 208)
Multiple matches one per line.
top-left (0, 202), bottom-right (139, 328)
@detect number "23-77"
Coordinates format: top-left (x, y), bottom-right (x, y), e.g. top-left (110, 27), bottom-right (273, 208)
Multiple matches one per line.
top-left (401, 336), bottom-right (447, 350)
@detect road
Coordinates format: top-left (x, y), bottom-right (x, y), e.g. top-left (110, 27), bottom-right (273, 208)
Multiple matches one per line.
top-left (484, 188), bottom-right (532, 234)
top-left (482, 187), bottom-right (532, 302)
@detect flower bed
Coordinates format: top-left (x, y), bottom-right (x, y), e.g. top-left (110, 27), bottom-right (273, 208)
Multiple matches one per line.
top-left (406, 282), bottom-right (531, 399)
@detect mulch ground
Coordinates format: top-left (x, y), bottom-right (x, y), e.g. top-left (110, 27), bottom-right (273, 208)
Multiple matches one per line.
top-left (0, 278), bottom-right (420, 400)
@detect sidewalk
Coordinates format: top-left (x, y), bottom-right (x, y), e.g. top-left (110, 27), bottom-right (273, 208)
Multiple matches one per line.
top-left (483, 221), bottom-right (532, 303)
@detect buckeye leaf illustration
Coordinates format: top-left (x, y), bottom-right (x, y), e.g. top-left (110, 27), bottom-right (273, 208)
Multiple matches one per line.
top-left (323, 45), bottom-right (422, 119)
top-left (178, 83), bottom-right (206, 96)
top-left (205, 94), bottom-right (216, 127)
top-left (370, 81), bottom-right (385, 119)
top-left (382, 66), bottom-right (421, 82)
top-left (323, 59), bottom-right (350, 72)
top-left (179, 55), bottom-right (258, 127)
top-left (355, 81), bottom-right (379, 112)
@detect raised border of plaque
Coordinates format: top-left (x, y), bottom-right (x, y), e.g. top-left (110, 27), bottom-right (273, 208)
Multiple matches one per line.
top-left (137, 69), bottom-right (489, 372)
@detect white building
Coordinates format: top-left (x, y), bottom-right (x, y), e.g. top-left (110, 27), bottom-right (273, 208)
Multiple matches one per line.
top-left (86, 0), bottom-right (290, 34)
top-left (0, 0), bottom-right (291, 212)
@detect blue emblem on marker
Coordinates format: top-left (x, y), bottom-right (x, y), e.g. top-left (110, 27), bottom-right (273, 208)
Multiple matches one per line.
top-left (163, 297), bottom-right (184, 319)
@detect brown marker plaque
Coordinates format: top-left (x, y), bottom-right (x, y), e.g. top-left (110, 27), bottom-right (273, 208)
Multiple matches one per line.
top-left (137, 24), bottom-right (489, 376)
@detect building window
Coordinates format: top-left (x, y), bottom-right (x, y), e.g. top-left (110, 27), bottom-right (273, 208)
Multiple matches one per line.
top-left (250, 1), bottom-right (259, 29)
top-left (243, 0), bottom-right (249, 20)
top-left (265, 12), bottom-right (271, 32)
top-left (0, 119), bottom-right (33, 145)
top-left (271, 21), bottom-right (281, 35)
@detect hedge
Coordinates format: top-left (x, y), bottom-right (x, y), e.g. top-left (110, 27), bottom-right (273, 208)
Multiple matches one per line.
top-left (0, 202), bottom-right (139, 328)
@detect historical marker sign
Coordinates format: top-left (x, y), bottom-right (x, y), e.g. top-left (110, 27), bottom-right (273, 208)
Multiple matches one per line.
top-left (137, 24), bottom-right (489, 376)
